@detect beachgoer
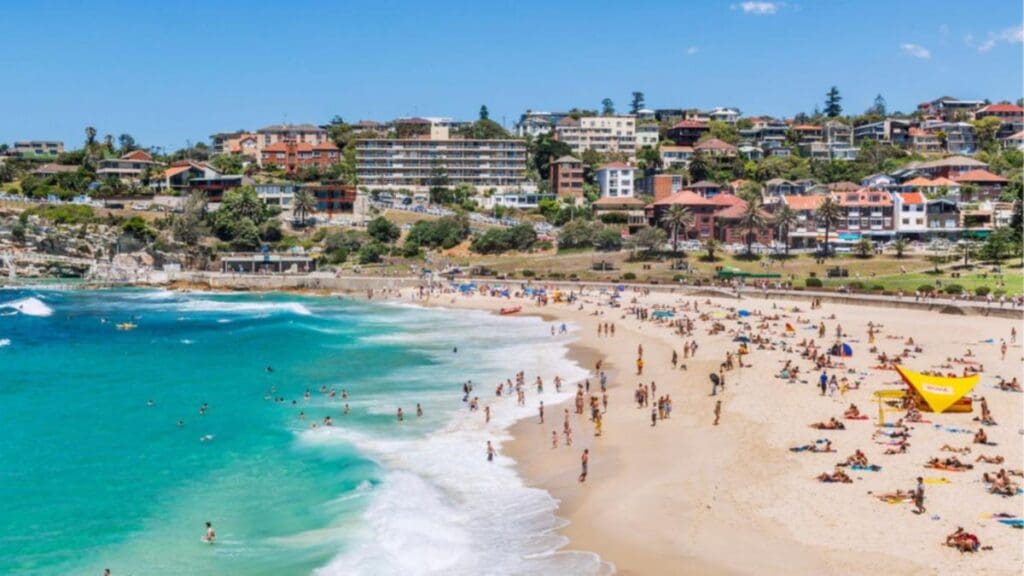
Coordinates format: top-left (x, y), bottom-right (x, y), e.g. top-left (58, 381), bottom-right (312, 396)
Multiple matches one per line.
top-left (913, 477), bottom-right (925, 514)
top-left (714, 400), bottom-right (721, 426)
top-left (204, 522), bottom-right (215, 543)
top-left (487, 441), bottom-right (495, 462)
top-left (579, 449), bottom-right (589, 482)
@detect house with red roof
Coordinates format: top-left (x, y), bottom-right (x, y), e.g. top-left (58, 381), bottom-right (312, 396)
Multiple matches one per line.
top-left (1002, 130), bottom-right (1024, 150)
top-left (694, 138), bottom-right (738, 158)
top-left (893, 192), bottom-right (928, 236)
top-left (951, 169), bottom-right (1008, 201)
top-left (975, 103), bottom-right (1024, 138)
top-left (907, 128), bottom-right (942, 154)
top-left (666, 120), bottom-right (709, 147)
top-left (780, 195), bottom-right (826, 248)
top-left (591, 196), bottom-right (648, 232)
top-left (96, 149), bottom-right (157, 182)
top-left (645, 191), bottom-right (774, 245)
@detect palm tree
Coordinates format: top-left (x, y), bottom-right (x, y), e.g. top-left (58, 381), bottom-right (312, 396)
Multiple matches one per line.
top-left (774, 203), bottom-right (798, 257)
top-left (816, 196), bottom-right (843, 257)
top-left (702, 237), bottom-right (720, 261)
top-left (739, 197), bottom-right (767, 257)
top-left (659, 204), bottom-right (694, 253)
top-left (892, 237), bottom-right (909, 259)
top-left (293, 189), bottom-right (317, 225)
top-left (934, 129), bottom-right (948, 152)
top-left (85, 126), bottom-right (97, 147)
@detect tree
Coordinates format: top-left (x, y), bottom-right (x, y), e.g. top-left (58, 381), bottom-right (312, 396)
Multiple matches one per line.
top-left (117, 134), bottom-right (138, 155)
top-left (630, 92), bottom-right (645, 115)
top-left (774, 203), bottom-right (797, 257)
top-left (688, 152), bottom-right (710, 182)
top-left (122, 216), bottom-right (154, 242)
top-left (869, 94), bottom-right (887, 116)
top-left (660, 204), bottom-right (694, 252)
top-left (85, 126), bottom-right (97, 147)
top-left (601, 98), bottom-right (615, 116)
top-left (702, 237), bottom-right (721, 261)
top-left (824, 86), bottom-right (843, 118)
top-left (293, 189), bottom-right (317, 225)
top-left (628, 226), bottom-right (666, 254)
top-left (530, 132), bottom-right (573, 178)
top-left (739, 197), bottom-right (767, 256)
top-left (428, 162), bottom-right (451, 204)
top-left (368, 216), bottom-right (401, 244)
top-left (479, 105), bottom-right (489, 121)
top-left (854, 237), bottom-right (873, 258)
top-left (971, 116), bottom-right (1003, 152)
top-left (959, 240), bottom-right (976, 267)
top-left (816, 195), bottom-right (843, 256)
top-left (594, 228), bottom-right (623, 251)
top-left (172, 191), bottom-right (208, 249)
top-left (737, 181), bottom-right (763, 204)
top-left (892, 237), bottom-right (909, 259)
top-left (558, 219), bottom-right (598, 250)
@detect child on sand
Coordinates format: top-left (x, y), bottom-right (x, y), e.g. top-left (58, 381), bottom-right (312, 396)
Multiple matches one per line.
top-left (714, 400), bottom-right (722, 426)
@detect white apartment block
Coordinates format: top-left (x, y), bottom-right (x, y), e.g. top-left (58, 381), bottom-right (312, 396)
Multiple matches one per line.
top-left (595, 163), bottom-right (636, 198)
top-left (555, 116), bottom-right (637, 158)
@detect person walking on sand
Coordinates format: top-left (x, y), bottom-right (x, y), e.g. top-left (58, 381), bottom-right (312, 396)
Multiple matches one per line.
top-left (819, 372), bottom-right (828, 396)
top-left (485, 405), bottom-right (491, 424)
top-left (714, 400), bottom-right (721, 426)
top-left (487, 441), bottom-right (496, 462)
top-left (651, 405), bottom-right (658, 427)
top-left (538, 401), bottom-right (544, 424)
top-left (1001, 340), bottom-right (1007, 360)
top-left (636, 356), bottom-right (644, 376)
top-left (913, 477), bottom-right (926, 514)
top-left (579, 449), bottom-right (589, 482)
top-left (552, 430), bottom-right (558, 448)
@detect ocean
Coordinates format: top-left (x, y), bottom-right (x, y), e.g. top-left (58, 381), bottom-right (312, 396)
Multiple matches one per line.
top-left (0, 288), bottom-right (608, 575)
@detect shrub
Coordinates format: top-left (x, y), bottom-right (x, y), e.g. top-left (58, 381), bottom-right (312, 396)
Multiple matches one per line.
top-left (871, 284), bottom-right (885, 291)
top-left (622, 272), bottom-right (637, 280)
top-left (521, 269), bottom-right (535, 277)
top-left (367, 216), bottom-right (401, 243)
top-left (943, 284), bottom-right (964, 294)
top-left (326, 248), bottom-right (349, 264)
top-left (917, 284), bottom-right (936, 293)
top-left (25, 204), bottom-right (96, 225)
top-left (805, 277), bottom-right (823, 288)
top-left (406, 215), bottom-right (470, 249)
top-left (974, 286), bottom-right (991, 296)
top-left (357, 242), bottom-right (386, 264)
top-left (599, 212), bottom-right (628, 224)
top-left (848, 281), bottom-right (865, 290)
top-left (594, 228), bottom-right (624, 252)
top-left (400, 241), bottom-right (421, 259)
top-left (549, 272), bottom-right (564, 279)
top-left (672, 274), bottom-right (685, 282)
top-left (993, 289), bottom-right (1006, 297)
top-left (470, 224), bottom-right (537, 254)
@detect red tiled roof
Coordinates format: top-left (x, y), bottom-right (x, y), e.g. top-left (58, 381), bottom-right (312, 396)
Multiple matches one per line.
top-left (593, 196), bottom-right (645, 206)
top-left (782, 195), bottom-right (825, 211)
top-left (930, 177), bottom-right (960, 187)
top-left (122, 149), bottom-right (153, 161)
top-left (899, 192), bottom-right (925, 205)
top-left (952, 169), bottom-right (1008, 183)
top-left (263, 142), bottom-right (290, 152)
top-left (314, 142), bottom-right (339, 151)
top-left (903, 176), bottom-right (935, 187)
top-left (164, 165), bottom-right (192, 178)
top-left (650, 190), bottom-right (715, 206)
top-left (671, 120), bottom-right (708, 129)
top-left (979, 103), bottom-right (1024, 114)
top-left (597, 162), bottom-right (633, 171)
top-left (793, 124), bottom-right (821, 131)
top-left (695, 138), bottom-right (737, 151)
top-left (660, 145), bottom-right (694, 152)
top-left (708, 193), bottom-right (744, 206)
top-left (835, 188), bottom-right (894, 207)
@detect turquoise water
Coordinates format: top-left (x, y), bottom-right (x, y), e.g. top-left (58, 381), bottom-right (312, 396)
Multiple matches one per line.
top-left (0, 289), bottom-right (606, 575)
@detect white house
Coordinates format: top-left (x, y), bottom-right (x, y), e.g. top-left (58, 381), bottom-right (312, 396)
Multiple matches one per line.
top-left (893, 192), bottom-right (928, 237)
top-left (595, 162), bottom-right (635, 198)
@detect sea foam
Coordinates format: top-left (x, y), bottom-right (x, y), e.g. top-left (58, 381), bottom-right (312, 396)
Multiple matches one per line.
top-left (0, 297), bottom-right (54, 317)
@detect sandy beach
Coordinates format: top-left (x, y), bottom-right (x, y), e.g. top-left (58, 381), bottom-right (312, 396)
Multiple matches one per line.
top-left (417, 285), bottom-right (1023, 576)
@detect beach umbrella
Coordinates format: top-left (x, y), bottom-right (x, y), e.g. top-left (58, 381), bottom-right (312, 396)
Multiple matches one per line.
top-left (738, 309), bottom-right (751, 317)
top-left (733, 335), bottom-right (750, 343)
top-left (785, 323), bottom-right (796, 332)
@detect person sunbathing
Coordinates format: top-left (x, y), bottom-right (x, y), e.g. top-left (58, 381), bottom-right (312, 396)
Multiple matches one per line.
top-left (926, 457), bottom-right (973, 471)
top-left (790, 439), bottom-right (834, 453)
top-left (996, 377), bottom-right (1021, 392)
top-left (816, 467), bottom-right (852, 483)
top-left (941, 444), bottom-right (971, 454)
top-left (840, 449), bottom-right (869, 467)
top-left (843, 404), bottom-right (862, 419)
top-left (874, 489), bottom-right (911, 503)
top-left (810, 418), bottom-right (845, 430)
top-left (945, 527), bottom-right (980, 553)
top-left (883, 442), bottom-right (909, 455)
top-left (973, 428), bottom-right (989, 444)
top-left (975, 454), bottom-right (1004, 464)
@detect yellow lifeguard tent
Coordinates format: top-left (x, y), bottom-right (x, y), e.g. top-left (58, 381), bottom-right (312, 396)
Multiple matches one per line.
top-left (873, 389), bottom-right (907, 426)
top-left (895, 365), bottom-right (979, 414)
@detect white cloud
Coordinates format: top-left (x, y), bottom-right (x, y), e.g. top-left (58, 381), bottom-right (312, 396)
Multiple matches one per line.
top-left (686, 46), bottom-right (700, 55)
top-left (732, 2), bottom-right (781, 15)
top-left (977, 26), bottom-right (1024, 53)
top-left (900, 43), bottom-right (931, 59)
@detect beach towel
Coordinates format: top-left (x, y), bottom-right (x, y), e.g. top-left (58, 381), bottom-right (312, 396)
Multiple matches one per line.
top-left (851, 464), bottom-right (882, 472)
top-left (923, 478), bottom-right (950, 484)
top-left (997, 519), bottom-right (1024, 528)
top-left (845, 415), bottom-right (869, 420)
top-left (924, 464), bottom-right (971, 472)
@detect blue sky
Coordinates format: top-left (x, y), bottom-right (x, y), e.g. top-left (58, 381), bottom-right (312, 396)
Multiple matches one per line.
top-left (1, 0), bottom-right (1021, 151)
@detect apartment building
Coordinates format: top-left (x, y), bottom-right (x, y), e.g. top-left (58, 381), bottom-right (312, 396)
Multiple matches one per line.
top-left (256, 124), bottom-right (330, 148)
top-left (780, 195), bottom-right (825, 248)
top-left (660, 145), bottom-right (693, 169)
top-left (636, 124), bottom-right (660, 149)
top-left (917, 97), bottom-right (985, 121)
top-left (666, 120), bottom-right (709, 147)
top-left (595, 163), bottom-right (635, 198)
top-left (549, 155), bottom-right (584, 199)
top-left (834, 188), bottom-right (895, 240)
top-left (12, 140), bottom-right (64, 157)
top-left (554, 116), bottom-right (637, 158)
top-left (920, 121), bottom-right (976, 154)
top-left (355, 125), bottom-right (527, 193)
top-left (975, 103), bottom-right (1024, 139)
top-left (636, 173), bottom-right (685, 201)
top-left (852, 119), bottom-right (910, 146)
top-left (261, 140), bottom-right (341, 173)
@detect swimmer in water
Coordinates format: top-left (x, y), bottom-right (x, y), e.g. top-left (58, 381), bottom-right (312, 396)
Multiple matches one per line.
top-left (177, 420), bottom-right (184, 428)
top-left (147, 400), bottom-right (154, 407)
top-left (203, 521), bottom-right (215, 543)
top-left (343, 403), bottom-right (350, 415)
top-left (266, 365), bottom-right (274, 373)
top-left (416, 403), bottom-right (423, 417)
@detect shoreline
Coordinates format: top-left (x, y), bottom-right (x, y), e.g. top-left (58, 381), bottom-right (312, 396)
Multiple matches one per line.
top-left (412, 287), bottom-right (1022, 575)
